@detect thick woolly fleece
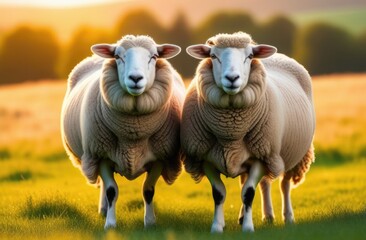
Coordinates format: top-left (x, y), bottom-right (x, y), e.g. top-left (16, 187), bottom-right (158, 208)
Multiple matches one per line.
top-left (182, 34), bottom-right (315, 185)
top-left (61, 39), bottom-right (184, 185)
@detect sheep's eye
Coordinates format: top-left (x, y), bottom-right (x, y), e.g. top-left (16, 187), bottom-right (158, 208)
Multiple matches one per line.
top-left (210, 54), bottom-right (221, 64)
top-left (244, 53), bottom-right (253, 63)
top-left (114, 55), bottom-right (125, 63)
top-left (149, 54), bottom-right (158, 63)
top-left (210, 54), bottom-right (217, 59)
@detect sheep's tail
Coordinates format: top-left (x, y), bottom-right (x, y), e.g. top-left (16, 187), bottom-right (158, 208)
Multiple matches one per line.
top-left (67, 55), bottom-right (103, 90)
top-left (288, 143), bottom-right (315, 187)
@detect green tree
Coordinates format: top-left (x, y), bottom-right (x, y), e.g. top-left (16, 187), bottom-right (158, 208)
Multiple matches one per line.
top-left (0, 26), bottom-right (60, 84)
top-left (294, 23), bottom-right (354, 75)
top-left (257, 15), bottom-right (297, 56)
top-left (166, 12), bottom-right (195, 78)
top-left (194, 12), bottom-right (257, 43)
top-left (63, 26), bottom-right (112, 78)
top-left (115, 9), bottom-right (166, 42)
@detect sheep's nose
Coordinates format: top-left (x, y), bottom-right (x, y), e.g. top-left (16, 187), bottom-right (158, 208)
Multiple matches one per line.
top-left (129, 74), bottom-right (143, 83)
top-left (225, 74), bottom-right (240, 83)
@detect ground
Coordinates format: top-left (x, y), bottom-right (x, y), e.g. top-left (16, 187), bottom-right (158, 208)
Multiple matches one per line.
top-left (0, 74), bottom-right (365, 239)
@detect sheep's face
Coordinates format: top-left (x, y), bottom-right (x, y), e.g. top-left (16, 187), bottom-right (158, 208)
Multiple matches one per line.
top-left (91, 42), bottom-right (180, 96)
top-left (187, 44), bottom-right (277, 95)
top-left (114, 46), bottom-right (157, 96)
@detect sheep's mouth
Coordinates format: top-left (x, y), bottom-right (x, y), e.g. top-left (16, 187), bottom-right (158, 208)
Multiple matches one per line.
top-left (127, 86), bottom-right (145, 96)
top-left (223, 86), bottom-right (240, 95)
top-left (130, 85), bottom-right (143, 90)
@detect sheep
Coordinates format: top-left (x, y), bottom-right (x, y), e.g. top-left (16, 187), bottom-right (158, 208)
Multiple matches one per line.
top-left (182, 32), bottom-right (315, 233)
top-left (60, 35), bottom-right (185, 229)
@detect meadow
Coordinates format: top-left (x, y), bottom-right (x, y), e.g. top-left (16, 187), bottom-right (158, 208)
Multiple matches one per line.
top-left (0, 74), bottom-right (366, 239)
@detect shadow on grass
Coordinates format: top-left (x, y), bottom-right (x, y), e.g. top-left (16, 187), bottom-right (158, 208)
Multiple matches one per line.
top-left (314, 147), bottom-right (366, 167)
top-left (253, 209), bottom-right (366, 240)
top-left (0, 149), bottom-right (11, 160)
top-left (17, 194), bottom-right (365, 240)
top-left (20, 196), bottom-right (100, 232)
top-left (41, 151), bottom-right (68, 162)
top-left (0, 170), bottom-right (51, 182)
top-left (126, 199), bottom-right (144, 211)
top-left (102, 208), bottom-right (366, 240)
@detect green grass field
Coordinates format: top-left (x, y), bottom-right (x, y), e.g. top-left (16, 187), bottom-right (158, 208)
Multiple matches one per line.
top-left (0, 75), bottom-right (366, 239)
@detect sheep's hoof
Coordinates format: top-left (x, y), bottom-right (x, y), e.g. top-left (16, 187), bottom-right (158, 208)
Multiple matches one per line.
top-left (211, 222), bottom-right (224, 233)
top-left (262, 215), bottom-right (274, 224)
top-left (144, 216), bottom-right (156, 228)
top-left (242, 222), bottom-right (254, 233)
top-left (284, 216), bottom-right (295, 225)
top-left (104, 221), bottom-right (117, 230)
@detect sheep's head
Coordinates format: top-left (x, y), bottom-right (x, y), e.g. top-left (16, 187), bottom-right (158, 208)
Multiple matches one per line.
top-left (91, 35), bottom-right (180, 96)
top-left (187, 32), bottom-right (276, 96)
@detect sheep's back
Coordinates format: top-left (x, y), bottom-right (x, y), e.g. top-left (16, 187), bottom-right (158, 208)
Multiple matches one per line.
top-left (67, 56), bottom-right (103, 91)
top-left (264, 58), bottom-right (315, 171)
top-left (61, 68), bottom-right (102, 165)
top-left (262, 53), bottom-right (313, 102)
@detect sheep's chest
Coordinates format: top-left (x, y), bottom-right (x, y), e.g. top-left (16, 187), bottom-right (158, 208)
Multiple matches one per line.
top-left (113, 140), bottom-right (156, 180)
top-left (205, 139), bottom-right (252, 178)
top-left (102, 104), bottom-right (168, 140)
top-left (202, 106), bottom-right (251, 140)
top-left (202, 107), bottom-right (254, 177)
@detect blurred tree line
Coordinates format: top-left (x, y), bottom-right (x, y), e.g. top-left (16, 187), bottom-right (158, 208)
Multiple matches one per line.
top-left (0, 9), bottom-right (365, 84)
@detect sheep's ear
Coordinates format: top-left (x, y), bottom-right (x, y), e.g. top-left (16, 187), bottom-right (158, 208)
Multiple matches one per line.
top-left (186, 44), bottom-right (211, 59)
top-left (157, 44), bottom-right (181, 59)
top-left (91, 44), bottom-right (116, 58)
top-left (252, 44), bottom-right (277, 59)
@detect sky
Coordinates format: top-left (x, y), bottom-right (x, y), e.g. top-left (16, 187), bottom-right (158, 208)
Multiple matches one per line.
top-left (0, 0), bottom-right (128, 8)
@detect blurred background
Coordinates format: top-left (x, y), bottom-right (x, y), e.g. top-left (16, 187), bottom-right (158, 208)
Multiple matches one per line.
top-left (0, 0), bottom-right (365, 84)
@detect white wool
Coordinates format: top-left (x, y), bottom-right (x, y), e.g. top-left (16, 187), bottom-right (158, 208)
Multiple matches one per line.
top-left (61, 36), bottom-right (185, 185)
top-left (182, 34), bottom-right (315, 184)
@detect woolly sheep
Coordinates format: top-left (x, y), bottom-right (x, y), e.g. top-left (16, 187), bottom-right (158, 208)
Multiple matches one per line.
top-left (182, 32), bottom-right (315, 233)
top-left (61, 35), bottom-right (185, 229)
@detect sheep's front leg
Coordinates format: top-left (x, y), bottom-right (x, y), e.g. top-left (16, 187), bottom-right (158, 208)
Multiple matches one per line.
top-left (238, 173), bottom-right (247, 225)
top-left (241, 161), bottom-right (265, 232)
top-left (203, 162), bottom-right (226, 233)
top-left (142, 161), bottom-right (163, 227)
top-left (259, 177), bottom-right (275, 223)
top-left (99, 159), bottom-right (119, 229)
top-left (280, 173), bottom-right (294, 223)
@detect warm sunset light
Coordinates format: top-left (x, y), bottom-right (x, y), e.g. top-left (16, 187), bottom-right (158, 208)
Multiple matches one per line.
top-left (0, 0), bottom-right (123, 8)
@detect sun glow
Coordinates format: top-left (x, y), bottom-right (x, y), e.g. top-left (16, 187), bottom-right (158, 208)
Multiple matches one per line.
top-left (0, 0), bottom-right (123, 8)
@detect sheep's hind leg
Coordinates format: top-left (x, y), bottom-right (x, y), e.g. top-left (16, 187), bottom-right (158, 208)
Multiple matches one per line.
top-left (98, 179), bottom-right (108, 217)
top-left (203, 162), bottom-right (226, 233)
top-left (280, 173), bottom-right (295, 224)
top-left (143, 161), bottom-right (163, 228)
top-left (238, 173), bottom-right (248, 225)
top-left (241, 161), bottom-right (265, 232)
top-left (259, 177), bottom-right (275, 223)
top-left (99, 159), bottom-right (119, 229)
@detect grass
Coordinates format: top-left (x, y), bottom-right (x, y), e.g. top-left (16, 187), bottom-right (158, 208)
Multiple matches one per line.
top-left (0, 74), bottom-right (366, 239)
top-left (0, 155), bottom-right (365, 239)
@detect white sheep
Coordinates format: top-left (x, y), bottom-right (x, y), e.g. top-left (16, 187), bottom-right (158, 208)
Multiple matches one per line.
top-left (61, 35), bottom-right (185, 229)
top-left (182, 32), bottom-right (315, 233)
